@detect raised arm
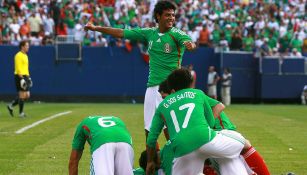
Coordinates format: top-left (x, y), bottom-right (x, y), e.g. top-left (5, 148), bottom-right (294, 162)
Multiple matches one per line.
top-left (68, 149), bottom-right (83, 175)
top-left (84, 22), bottom-right (124, 38)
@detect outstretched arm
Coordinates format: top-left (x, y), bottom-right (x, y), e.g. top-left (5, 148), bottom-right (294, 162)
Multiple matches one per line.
top-left (69, 149), bottom-right (83, 175)
top-left (183, 41), bottom-right (197, 51)
top-left (84, 22), bottom-right (124, 38)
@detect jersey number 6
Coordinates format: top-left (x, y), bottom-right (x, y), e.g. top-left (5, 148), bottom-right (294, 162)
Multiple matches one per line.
top-left (98, 117), bottom-right (116, 127)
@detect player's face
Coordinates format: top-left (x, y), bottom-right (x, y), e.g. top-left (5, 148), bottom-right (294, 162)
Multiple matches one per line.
top-left (22, 42), bottom-right (30, 53)
top-left (158, 9), bottom-right (175, 29)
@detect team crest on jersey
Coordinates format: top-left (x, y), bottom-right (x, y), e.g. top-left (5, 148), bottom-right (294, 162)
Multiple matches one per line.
top-left (164, 43), bottom-right (171, 53)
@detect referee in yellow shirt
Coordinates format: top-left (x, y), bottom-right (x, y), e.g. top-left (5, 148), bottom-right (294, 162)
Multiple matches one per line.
top-left (7, 40), bottom-right (32, 117)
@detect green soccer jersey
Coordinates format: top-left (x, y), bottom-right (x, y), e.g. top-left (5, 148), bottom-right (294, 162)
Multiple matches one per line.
top-left (160, 140), bottom-right (174, 175)
top-left (124, 27), bottom-right (192, 87)
top-left (133, 168), bottom-right (145, 175)
top-left (72, 116), bottom-right (132, 154)
top-left (147, 88), bottom-right (216, 158)
top-left (207, 97), bottom-right (237, 131)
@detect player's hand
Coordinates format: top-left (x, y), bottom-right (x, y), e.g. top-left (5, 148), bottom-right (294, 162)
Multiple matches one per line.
top-left (20, 78), bottom-right (27, 90)
top-left (183, 41), bottom-right (196, 50)
top-left (84, 22), bottom-right (96, 31)
top-left (146, 161), bottom-right (155, 175)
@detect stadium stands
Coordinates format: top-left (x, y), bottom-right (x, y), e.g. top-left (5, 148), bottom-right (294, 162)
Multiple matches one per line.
top-left (0, 0), bottom-right (306, 56)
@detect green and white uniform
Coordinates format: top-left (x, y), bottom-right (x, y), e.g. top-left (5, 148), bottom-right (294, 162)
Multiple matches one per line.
top-left (207, 97), bottom-right (236, 131)
top-left (147, 89), bottom-right (248, 175)
top-left (72, 116), bottom-right (134, 175)
top-left (124, 27), bottom-right (192, 131)
top-left (160, 140), bottom-right (175, 175)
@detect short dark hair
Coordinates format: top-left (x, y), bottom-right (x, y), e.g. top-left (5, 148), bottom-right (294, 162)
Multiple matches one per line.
top-left (167, 68), bottom-right (193, 91)
top-left (19, 40), bottom-right (29, 49)
top-left (153, 0), bottom-right (176, 23)
top-left (139, 150), bottom-right (159, 170)
top-left (139, 150), bottom-right (147, 170)
top-left (159, 80), bottom-right (171, 94)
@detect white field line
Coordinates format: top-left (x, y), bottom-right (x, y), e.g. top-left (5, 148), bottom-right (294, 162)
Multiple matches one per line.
top-left (15, 111), bottom-right (72, 134)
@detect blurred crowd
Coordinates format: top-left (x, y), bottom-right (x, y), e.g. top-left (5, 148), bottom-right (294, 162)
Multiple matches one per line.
top-left (0, 0), bottom-right (306, 56)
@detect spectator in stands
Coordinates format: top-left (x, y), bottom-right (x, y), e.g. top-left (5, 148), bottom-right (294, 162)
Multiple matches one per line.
top-left (260, 38), bottom-right (271, 56)
top-left (271, 48), bottom-right (280, 57)
top-left (19, 19), bottom-right (30, 40)
top-left (211, 24), bottom-right (220, 46)
top-left (56, 20), bottom-right (67, 36)
top-left (198, 25), bottom-right (210, 47)
top-left (301, 85), bottom-right (307, 105)
top-left (290, 48), bottom-right (302, 57)
top-left (219, 33), bottom-right (229, 52)
top-left (290, 33), bottom-right (303, 52)
top-left (42, 14), bottom-right (55, 37)
top-left (28, 12), bottom-right (42, 37)
top-left (230, 31), bottom-right (242, 51)
top-left (207, 66), bottom-right (220, 100)
top-left (242, 32), bottom-right (254, 52)
top-left (221, 67), bottom-right (232, 106)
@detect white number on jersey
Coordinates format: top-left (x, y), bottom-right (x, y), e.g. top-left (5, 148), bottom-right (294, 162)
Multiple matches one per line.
top-left (98, 117), bottom-right (116, 127)
top-left (170, 103), bottom-right (195, 133)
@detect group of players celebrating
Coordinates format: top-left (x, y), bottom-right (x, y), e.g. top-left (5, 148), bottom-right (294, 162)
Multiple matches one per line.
top-left (7, 0), bottom-right (271, 174)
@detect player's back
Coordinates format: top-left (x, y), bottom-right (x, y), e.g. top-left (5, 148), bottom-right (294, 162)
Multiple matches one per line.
top-left (158, 88), bottom-right (216, 157)
top-left (79, 116), bottom-right (132, 153)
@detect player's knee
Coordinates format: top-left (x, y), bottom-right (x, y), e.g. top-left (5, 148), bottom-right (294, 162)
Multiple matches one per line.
top-left (243, 139), bottom-right (252, 149)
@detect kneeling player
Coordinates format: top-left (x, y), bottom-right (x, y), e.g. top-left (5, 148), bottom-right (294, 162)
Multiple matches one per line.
top-left (69, 116), bottom-right (134, 175)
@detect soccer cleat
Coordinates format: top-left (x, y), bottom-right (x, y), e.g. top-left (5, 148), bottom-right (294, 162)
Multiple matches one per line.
top-left (19, 112), bottom-right (26, 118)
top-left (7, 105), bottom-right (14, 117)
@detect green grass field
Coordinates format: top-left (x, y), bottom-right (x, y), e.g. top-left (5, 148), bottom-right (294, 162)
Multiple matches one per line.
top-left (0, 102), bottom-right (306, 175)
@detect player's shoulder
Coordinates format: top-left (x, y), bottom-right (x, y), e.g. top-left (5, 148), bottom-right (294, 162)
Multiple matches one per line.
top-left (138, 27), bottom-right (157, 32)
top-left (15, 51), bottom-right (23, 58)
top-left (170, 27), bottom-right (188, 36)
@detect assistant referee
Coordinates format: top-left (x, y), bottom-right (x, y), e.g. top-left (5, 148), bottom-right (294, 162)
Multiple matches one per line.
top-left (7, 40), bottom-right (32, 117)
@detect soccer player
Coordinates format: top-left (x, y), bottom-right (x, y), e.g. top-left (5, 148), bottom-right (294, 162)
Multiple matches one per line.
top-left (146, 68), bottom-right (249, 175)
top-left (158, 79), bottom-right (270, 175)
top-left (7, 40), bottom-right (33, 117)
top-left (208, 99), bottom-right (271, 175)
top-left (69, 116), bottom-right (134, 175)
top-left (84, 0), bottom-right (196, 140)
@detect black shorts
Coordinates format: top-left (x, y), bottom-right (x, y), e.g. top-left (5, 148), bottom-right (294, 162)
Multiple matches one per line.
top-left (15, 75), bottom-right (31, 92)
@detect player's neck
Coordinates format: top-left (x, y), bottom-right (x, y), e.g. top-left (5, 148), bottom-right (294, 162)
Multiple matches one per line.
top-left (158, 26), bottom-right (172, 33)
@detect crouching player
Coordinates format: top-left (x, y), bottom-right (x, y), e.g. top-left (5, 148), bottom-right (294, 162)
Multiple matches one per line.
top-left (146, 68), bottom-right (249, 175)
top-left (69, 116), bottom-right (134, 175)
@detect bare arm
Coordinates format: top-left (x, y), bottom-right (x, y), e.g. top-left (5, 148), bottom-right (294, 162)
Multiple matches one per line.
top-left (69, 149), bottom-right (83, 175)
top-left (146, 147), bottom-right (156, 175)
top-left (212, 103), bottom-right (225, 118)
top-left (84, 23), bottom-right (124, 38)
top-left (183, 41), bottom-right (197, 51)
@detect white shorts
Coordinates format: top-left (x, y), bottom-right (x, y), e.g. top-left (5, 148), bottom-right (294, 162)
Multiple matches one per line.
top-left (90, 142), bottom-right (134, 175)
top-left (144, 86), bottom-right (163, 131)
top-left (208, 85), bottom-right (217, 97)
top-left (172, 130), bottom-right (247, 175)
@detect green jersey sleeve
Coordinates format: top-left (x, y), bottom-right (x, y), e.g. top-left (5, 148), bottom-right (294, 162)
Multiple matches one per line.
top-left (123, 28), bottom-right (153, 43)
top-left (203, 95), bottom-right (216, 128)
top-left (170, 28), bottom-right (192, 47)
top-left (207, 96), bottom-right (220, 107)
top-left (72, 119), bottom-right (88, 151)
top-left (146, 108), bottom-right (165, 149)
